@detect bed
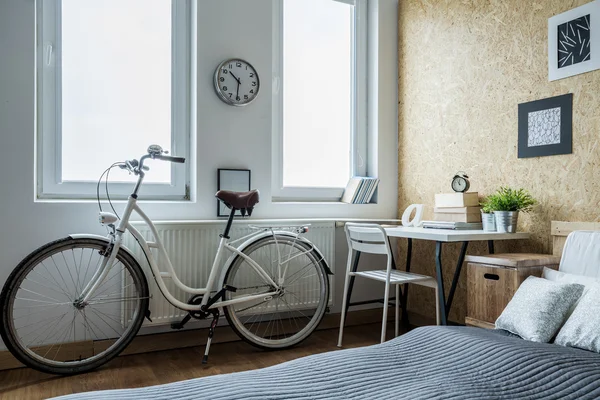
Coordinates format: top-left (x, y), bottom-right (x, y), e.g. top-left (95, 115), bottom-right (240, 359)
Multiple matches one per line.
top-left (52, 325), bottom-right (600, 400)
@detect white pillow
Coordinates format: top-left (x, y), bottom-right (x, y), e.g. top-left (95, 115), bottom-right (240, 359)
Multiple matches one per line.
top-left (495, 276), bottom-right (584, 343)
top-left (555, 283), bottom-right (600, 353)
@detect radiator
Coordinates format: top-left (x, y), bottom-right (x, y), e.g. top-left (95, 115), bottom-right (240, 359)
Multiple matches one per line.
top-left (122, 220), bottom-right (336, 327)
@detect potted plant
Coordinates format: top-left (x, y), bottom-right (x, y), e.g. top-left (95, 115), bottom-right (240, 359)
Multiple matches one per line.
top-left (485, 187), bottom-right (537, 233)
top-left (479, 198), bottom-right (496, 232)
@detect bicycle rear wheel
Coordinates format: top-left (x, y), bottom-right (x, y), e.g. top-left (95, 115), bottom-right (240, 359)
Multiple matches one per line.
top-left (0, 237), bottom-right (149, 375)
top-left (223, 234), bottom-right (329, 349)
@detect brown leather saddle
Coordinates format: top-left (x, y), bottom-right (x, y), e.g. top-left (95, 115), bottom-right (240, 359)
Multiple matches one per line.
top-left (215, 189), bottom-right (259, 216)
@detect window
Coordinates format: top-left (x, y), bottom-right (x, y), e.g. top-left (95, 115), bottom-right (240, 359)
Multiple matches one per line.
top-left (37, 0), bottom-right (192, 200)
top-left (272, 0), bottom-right (367, 201)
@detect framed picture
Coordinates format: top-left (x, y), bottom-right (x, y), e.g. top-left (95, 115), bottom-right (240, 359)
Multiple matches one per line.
top-left (518, 94), bottom-right (573, 159)
top-left (217, 169), bottom-right (251, 217)
top-left (549, 0), bottom-right (600, 81)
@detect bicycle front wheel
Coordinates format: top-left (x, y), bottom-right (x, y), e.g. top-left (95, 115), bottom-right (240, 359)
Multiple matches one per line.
top-left (0, 237), bottom-right (149, 375)
top-left (223, 234), bottom-right (329, 350)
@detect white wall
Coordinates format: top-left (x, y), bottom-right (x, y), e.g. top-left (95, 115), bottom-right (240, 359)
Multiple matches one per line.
top-left (0, 0), bottom-right (398, 346)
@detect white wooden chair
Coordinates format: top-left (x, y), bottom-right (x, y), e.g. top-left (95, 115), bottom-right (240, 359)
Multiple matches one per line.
top-left (338, 223), bottom-right (440, 346)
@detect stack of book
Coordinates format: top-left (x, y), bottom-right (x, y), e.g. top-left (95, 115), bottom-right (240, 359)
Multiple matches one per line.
top-left (340, 177), bottom-right (380, 204)
top-left (422, 192), bottom-right (483, 230)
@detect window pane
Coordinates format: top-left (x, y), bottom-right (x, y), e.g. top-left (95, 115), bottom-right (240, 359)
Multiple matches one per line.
top-left (282, 0), bottom-right (353, 188)
top-left (61, 0), bottom-right (172, 183)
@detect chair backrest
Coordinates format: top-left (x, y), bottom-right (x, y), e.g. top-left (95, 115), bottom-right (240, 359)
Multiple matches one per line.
top-left (560, 231), bottom-right (600, 278)
top-left (344, 223), bottom-right (391, 256)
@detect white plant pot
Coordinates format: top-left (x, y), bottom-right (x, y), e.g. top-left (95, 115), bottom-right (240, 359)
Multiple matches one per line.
top-left (494, 211), bottom-right (519, 233)
top-left (481, 212), bottom-right (496, 232)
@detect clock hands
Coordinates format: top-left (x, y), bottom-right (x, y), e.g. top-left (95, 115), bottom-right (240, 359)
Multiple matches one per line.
top-left (230, 71), bottom-right (241, 84)
top-left (230, 71), bottom-right (241, 99)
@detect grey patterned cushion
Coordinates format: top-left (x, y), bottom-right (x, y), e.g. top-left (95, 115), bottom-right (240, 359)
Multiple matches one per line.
top-left (555, 283), bottom-right (600, 352)
top-left (495, 276), bottom-right (584, 343)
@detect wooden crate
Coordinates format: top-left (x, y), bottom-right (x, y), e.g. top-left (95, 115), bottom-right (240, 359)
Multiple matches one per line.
top-left (465, 254), bottom-right (560, 328)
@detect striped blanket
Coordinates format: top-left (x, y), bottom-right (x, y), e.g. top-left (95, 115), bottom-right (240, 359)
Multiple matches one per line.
top-left (52, 326), bottom-right (600, 399)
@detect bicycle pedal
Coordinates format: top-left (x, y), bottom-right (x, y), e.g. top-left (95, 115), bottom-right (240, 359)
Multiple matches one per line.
top-left (171, 314), bottom-right (192, 330)
top-left (171, 322), bottom-right (185, 330)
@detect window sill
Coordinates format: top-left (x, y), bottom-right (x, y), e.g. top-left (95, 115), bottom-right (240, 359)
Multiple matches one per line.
top-left (271, 200), bottom-right (378, 205)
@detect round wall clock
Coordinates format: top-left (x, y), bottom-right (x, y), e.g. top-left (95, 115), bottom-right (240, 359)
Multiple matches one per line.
top-left (214, 58), bottom-right (260, 106)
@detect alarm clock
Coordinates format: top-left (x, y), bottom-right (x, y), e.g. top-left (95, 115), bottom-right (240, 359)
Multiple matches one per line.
top-left (451, 172), bottom-right (470, 193)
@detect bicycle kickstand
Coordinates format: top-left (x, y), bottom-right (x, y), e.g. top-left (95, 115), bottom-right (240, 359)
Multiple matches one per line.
top-left (202, 309), bottom-right (220, 364)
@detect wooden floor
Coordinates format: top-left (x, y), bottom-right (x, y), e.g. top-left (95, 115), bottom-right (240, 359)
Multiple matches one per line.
top-left (0, 323), bottom-right (409, 400)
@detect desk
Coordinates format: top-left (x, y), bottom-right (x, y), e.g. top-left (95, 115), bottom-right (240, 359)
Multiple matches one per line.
top-left (345, 226), bottom-right (529, 326)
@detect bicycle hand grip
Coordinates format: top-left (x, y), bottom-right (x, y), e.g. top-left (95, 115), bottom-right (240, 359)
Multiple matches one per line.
top-left (155, 155), bottom-right (186, 164)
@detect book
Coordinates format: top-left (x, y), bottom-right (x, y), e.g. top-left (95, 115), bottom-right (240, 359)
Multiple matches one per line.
top-left (434, 192), bottom-right (479, 208)
top-left (355, 179), bottom-right (370, 204)
top-left (340, 177), bottom-right (379, 204)
top-left (360, 178), bottom-right (376, 204)
top-left (364, 178), bottom-right (380, 204)
top-left (434, 212), bottom-right (482, 223)
top-left (433, 206), bottom-right (481, 214)
top-left (341, 178), bottom-right (363, 203)
top-left (422, 221), bottom-right (483, 230)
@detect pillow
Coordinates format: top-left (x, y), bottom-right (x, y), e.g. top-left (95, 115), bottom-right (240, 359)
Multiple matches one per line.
top-left (555, 283), bottom-right (600, 352)
top-left (495, 276), bottom-right (584, 343)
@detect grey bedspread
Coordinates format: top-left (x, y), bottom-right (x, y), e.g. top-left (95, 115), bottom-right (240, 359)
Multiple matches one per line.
top-left (52, 326), bottom-right (600, 400)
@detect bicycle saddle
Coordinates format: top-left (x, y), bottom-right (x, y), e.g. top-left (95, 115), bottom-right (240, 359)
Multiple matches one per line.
top-left (216, 190), bottom-right (260, 212)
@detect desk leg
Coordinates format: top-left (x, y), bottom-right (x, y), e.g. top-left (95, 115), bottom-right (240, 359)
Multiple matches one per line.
top-left (434, 242), bottom-right (447, 326)
top-left (445, 241), bottom-right (468, 319)
top-left (343, 251), bottom-right (361, 322)
top-left (488, 240), bottom-right (495, 254)
top-left (402, 238), bottom-right (412, 326)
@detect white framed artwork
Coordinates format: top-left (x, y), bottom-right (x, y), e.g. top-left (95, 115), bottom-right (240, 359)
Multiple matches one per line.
top-left (549, 0), bottom-right (600, 81)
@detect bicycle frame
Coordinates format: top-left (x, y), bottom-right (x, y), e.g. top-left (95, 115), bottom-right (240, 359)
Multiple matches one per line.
top-left (78, 194), bottom-right (285, 312)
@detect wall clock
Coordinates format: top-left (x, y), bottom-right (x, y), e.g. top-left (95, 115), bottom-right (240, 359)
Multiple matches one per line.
top-left (214, 58), bottom-right (260, 106)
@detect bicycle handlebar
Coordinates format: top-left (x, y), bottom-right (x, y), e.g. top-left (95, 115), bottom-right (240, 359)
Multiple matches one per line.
top-left (118, 146), bottom-right (186, 176)
top-left (153, 154), bottom-right (186, 163)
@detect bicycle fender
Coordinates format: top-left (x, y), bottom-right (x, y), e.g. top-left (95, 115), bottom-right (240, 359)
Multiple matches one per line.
top-left (68, 233), bottom-right (140, 264)
top-left (217, 230), bottom-right (333, 289)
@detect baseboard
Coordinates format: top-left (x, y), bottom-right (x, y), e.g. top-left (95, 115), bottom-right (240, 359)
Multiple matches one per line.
top-left (0, 308), bottom-right (425, 371)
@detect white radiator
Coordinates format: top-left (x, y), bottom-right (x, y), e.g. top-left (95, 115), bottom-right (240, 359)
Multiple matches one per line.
top-left (122, 220), bottom-right (336, 326)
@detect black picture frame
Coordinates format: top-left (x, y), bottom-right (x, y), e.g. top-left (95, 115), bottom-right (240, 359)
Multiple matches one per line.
top-left (518, 93), bottom-right (573, 158)
top-left (217, 169), bottom-right (251, 217)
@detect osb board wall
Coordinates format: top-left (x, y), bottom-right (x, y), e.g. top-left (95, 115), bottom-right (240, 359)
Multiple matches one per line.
top-left (398, 0), bottom-right (600, 323)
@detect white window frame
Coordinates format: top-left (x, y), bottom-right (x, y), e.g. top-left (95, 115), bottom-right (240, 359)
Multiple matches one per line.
top-left (36, 0), bottom-right (192, 200)
top-left (271, 0), bottom-right (368, 202)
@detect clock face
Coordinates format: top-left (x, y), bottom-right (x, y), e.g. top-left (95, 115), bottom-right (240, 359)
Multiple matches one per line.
top-left (214, 59), bottom-right (260, 106)
top-left (452, 177), bottom-right (468, 192)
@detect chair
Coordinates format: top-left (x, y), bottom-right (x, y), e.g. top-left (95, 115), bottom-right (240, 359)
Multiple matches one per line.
top-left (338, 223), bottom-right (440, 346)
top-left (559, 231), bottom-right (600, 277)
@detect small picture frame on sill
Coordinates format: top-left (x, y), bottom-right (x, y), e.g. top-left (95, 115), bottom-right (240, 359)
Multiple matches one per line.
top-left (517, 93), bottom-right (573, 159)
top-left (217, 169), bottom-right (251, 217)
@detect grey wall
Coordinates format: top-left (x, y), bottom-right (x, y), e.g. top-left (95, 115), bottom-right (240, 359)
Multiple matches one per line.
top-left (0, 0), bottom-right (398, 346)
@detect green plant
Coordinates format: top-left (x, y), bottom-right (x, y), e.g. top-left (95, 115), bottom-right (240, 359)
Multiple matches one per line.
top-left (484, 187), bottom-right (537, 213)
top-left (479, 198), bottom-right (494, 214)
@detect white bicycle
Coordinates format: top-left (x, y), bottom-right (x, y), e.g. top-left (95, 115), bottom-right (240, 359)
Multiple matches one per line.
top-left (0, 145), bottom-right (331, 375)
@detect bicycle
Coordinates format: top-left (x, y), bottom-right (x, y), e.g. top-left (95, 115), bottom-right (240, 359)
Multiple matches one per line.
top-left (0, 145), bottom-right (331, 375)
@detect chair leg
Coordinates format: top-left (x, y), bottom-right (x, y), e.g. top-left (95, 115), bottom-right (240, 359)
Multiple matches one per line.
top-left (435, 285), bottom-right (440, 326)
top-left (381, 282), bottom-right (390, 343)
top-left (395, 285), bottom-right (400, 337)
top-left (338, 272), bottom-right (352, 347)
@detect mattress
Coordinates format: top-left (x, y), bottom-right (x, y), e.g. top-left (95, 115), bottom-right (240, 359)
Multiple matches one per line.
top-left (51, 326), bottom-right (600, 400)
